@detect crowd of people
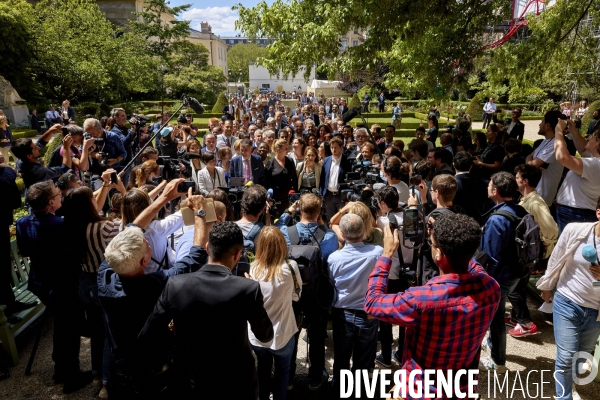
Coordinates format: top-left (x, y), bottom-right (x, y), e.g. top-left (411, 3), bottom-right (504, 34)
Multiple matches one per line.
top-left (0, 94), bottom-right (600, 400)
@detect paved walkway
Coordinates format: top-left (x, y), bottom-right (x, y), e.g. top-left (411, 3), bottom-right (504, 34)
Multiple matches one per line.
top-left (1, 295), bottom-right (599, 399)
top-left (475, 120), bottom-right (543, 143)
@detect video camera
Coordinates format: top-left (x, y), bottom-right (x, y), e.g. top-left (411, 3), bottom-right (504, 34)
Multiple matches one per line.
top-left (128, 114), bottom-right (148, 127)
top-left (157, 156), bottom-right (190, 181)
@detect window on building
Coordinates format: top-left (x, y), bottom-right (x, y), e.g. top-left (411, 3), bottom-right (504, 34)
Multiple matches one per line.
top-left (262, 84), bottom-right (270, 89)
top-left (341, 40), bottom-right (347, 50)
top-left (354, 28), bottom-right (359, 34)
top-left (353, 40), bottom-right (358, 47)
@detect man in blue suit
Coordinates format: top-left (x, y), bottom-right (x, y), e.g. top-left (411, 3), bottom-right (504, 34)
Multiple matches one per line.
top-left (320, 137), bottom-right (352, 220)
top-left (230, 139), bottom-right (265, 186)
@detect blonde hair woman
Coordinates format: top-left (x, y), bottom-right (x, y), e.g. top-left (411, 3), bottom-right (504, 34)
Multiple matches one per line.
top-left (131, 160), bottom-right (159, 189)
top-left (329, 201), bottom-right (383, 246)
top-left (248, 227), bottom-right (301, 400)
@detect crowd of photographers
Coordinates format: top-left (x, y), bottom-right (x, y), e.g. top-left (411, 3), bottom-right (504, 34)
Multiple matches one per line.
top-left (1, 94), bottom-right (600, 400)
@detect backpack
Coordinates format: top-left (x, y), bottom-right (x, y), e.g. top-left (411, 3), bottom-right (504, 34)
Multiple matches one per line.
top-left (287, 225), bottom-right (334, 309)
top-left (493, 209), bottom-right (542, 279)
top-left (239, 223), bottom-right (264, 264)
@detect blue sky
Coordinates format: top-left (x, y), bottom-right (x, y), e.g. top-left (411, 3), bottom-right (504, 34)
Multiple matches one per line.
top-left (168, 0), bottom-right (268, 36)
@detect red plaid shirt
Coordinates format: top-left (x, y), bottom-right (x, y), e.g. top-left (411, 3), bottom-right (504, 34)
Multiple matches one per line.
top-left (365, 256), bottom-right (500, 399)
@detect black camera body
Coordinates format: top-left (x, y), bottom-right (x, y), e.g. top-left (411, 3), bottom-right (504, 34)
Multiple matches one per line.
top-left (129, 114), bottom-right (148, 127)
top-left (157, 156), bottom-right (189, 181)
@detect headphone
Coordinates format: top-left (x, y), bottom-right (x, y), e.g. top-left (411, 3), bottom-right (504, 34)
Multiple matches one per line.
top-left (57, 169), bottom-right (75, 190)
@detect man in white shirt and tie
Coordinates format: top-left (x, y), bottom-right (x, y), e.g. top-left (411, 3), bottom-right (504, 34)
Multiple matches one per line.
top-left (216, 120), bottom-right (238, 156)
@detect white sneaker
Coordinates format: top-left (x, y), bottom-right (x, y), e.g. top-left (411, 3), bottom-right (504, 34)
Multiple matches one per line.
top-left (479, 356), bottom-right (507, 373)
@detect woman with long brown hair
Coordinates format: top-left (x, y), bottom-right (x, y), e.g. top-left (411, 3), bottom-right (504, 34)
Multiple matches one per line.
top-left (295, 146), bottom-right (322, 192)
top-left (186, 139), bottom-right (203, 187)
top-left (248, 227), bottom-right (301, 400)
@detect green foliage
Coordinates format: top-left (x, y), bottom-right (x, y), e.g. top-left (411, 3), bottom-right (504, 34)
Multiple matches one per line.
top-left (253, 86), bottom-right (260, 94)
top-left (276, 85), bottom-right (284, 93)
top-left (0, 1), bottom-right (35, 99)
top-left (581, 100), bottom-right (600, 132)
top-left (465, 94), bottom-right (482, 122)
top-left (235, 0), bottom-right (510, 97)
top-left (130, 0), bottom-right (191, 61)
top-left (11, 130), bottom-right (38, 140)
top-left (212, 93), bottom-right (228, 113)
top-left (163, 40), bottom-right (226, 104)
top-left (508, 86), bottom-right (548, 105)
top-left (227, 44), bottom-right (268, 82)
top-left (348, 94), bottom-right (361, 109)
top-left (42, 133), bottom-right (64, 166)
top-left (487, 1), bottom-right (600, 96)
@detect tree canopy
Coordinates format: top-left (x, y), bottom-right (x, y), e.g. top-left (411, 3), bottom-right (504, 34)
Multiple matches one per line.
top-left (235, 0), bottom-right (600, 100)
top-left (227, 43), bottom-right (268, 82)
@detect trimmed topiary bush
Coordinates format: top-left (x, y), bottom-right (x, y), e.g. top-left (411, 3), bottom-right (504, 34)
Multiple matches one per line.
top-left (348, 93), bottom-right (361, 109)
top-left (581, 100), bottom-right (600, 134)
top-left (212, 93), bottom-right (228, 114)
top-left (42, 133), bottom-right (64, 166)
top-left (465, 95), bottom-right (482, 122)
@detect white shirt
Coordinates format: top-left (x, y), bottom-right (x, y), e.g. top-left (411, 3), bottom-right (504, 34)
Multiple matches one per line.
top-left (248, 260), bottom-right (302, 350)
top-left (197, 167), bottom-right (226, 196)
top-left (557, 229), bottom-right (600, 310)
top-left (533, 138), bottom-right (562, 206)
top-left (144, 212), bottom-right (185, 274)
top-left (556, 156), bottom-right (600, 211)
top-left (377, 212), bottom-right (414, 279)
top-left (390, 181), bottom-right (410, 205)
top-left (327, 155), bottom-right (342, 193)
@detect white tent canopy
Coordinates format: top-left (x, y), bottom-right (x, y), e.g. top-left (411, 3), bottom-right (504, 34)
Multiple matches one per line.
top-left (309, 80), bottom-right (343, 88)
top-left (307, 80), bottom-right (350, 97)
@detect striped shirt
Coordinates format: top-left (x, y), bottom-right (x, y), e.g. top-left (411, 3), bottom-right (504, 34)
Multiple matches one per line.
top-left (83, 220), bottom-right (122, 273)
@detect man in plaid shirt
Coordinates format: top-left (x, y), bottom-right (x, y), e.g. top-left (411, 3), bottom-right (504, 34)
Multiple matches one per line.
top-left (365, 214), bottom-right (501, 399)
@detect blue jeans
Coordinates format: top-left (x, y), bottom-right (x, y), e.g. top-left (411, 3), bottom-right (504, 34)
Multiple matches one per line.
top-left (79, 272), bottom-right (110, 385)
top-left (488, 278), bottom-right (519, 365)
top-left (251, 336), bottom-right (296, 400)
top-left (556, 205), bottom-right (597, 235)
top-left (553, 291), bottom-right (600, 400)
top-left (332, 308), bottom-right (379, 391)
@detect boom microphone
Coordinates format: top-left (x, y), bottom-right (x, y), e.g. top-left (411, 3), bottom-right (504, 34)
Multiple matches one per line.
top-left (341, 106), bottom-right (361, 124)
top-left (184, 96), bottom-right (205, 115)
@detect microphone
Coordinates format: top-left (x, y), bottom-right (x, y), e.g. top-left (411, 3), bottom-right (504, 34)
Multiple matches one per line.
top-left (267, 188), bottom-right (273, 200)
top-left (288, 190), bottom-right (296, 195)
top-left (183, 152), bottom-right (203, 159)
top-left (244, 180), bottom-right (254, 187)
top-left (582, 246), bottom-right (597, 264)
top-left (184, 96), bottom-right (205, 115)
top-left (341, 106), bottom-right (361, 124)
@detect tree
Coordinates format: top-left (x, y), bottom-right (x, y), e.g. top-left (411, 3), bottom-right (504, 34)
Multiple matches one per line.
top-left (130, 0), bottom-right (192, 62)
top-left (235, 0), bottom-right (510, 97)
top-left (348, 93), bottom-right (361, 109)
top-left (486, 1), bottom-right (600, 99)
top-left (581, 100), bottom-right (600, 133)
top-left (0, 1), bottom-right (35, 99)
top-left (227, 43), bottom-right (267, 82)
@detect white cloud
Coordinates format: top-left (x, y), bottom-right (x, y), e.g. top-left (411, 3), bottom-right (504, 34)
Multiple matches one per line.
top-left (183, 7), bottom-right (239, 36)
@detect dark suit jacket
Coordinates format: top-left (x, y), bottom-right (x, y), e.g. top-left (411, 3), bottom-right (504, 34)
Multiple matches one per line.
top-left (30, 114), bottom-right (41, 132)
top-left (453, 172), bottom-right (488, 225)
top-left (139, 264), bottom-right (273, 399)
top-left (339, 105), bottom-right (349, 115)
top-left (507, 120), bottom-right (525, 141)
top-left (230, 154), bottom-right (266, 186)
top-left (319, 154), bottom-right (351, 196)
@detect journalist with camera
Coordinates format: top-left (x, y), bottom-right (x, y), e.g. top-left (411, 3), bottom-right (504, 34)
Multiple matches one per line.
top-left (11, 124), bottom-right (73, 188)
top-left (83, 118), bottom-right (127, 190)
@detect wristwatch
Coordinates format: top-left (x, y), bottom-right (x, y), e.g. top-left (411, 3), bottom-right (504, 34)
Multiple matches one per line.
top-left (195, 209), bottom-right (205, 217)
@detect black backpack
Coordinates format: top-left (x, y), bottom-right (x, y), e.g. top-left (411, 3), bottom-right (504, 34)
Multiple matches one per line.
top-left (287, 225), bottom-right (334, 309)
top-left (493, 209), bottom-right (542, 279)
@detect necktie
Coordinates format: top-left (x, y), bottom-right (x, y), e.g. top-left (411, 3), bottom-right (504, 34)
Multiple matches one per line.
top-left (244, 158), bottom-right (251, 182)
top-left (225, 136), bottom-right (230, 147)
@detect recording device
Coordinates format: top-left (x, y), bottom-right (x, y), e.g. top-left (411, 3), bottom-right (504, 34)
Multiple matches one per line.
top-left (110, 172), bottom-right (117, 184)
top-left (128, 114), bottom-right (148, 127)
top-left (341, 107), bottom-right (361, 124)
top-left (177, 181), bottom-right (195, 193)
top-left (62, 127), bottom-right (69, 136)
top-left (582, 246), bottom-right (600, 289)
top-left (236, 262), bottom-right (251, 277)
top-left (409, 175), bottom-right (422, 186)
top-left (183, 95), bottom-right (206, 115)
top-left (204, 198), bottom-right (218, 223)
top-left (157, 156), bottom-right (190, 181)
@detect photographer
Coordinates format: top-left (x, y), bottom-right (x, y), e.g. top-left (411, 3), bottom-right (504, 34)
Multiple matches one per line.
top-left (275, 194), bottom-right (338, 390)
top-left (11, 123), bottom-right (73, 188)
top-left (121, 180), bottom-right (187, 274)
top-left (109, 108), bottom-right (135, 166)
top-left (98, 189), bottom-right (211, 399)
top-left (373, 186), bottom-right (413, 368)
top-left (83, 118), bottom-right (127, 190)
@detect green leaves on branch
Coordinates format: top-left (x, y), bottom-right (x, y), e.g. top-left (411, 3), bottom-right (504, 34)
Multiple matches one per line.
top-left (227, 44), bottom-right (268, 82)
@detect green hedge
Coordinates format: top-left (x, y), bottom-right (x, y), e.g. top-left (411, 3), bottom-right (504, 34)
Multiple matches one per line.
top-left (12, 129), bottom-right (38, 139)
